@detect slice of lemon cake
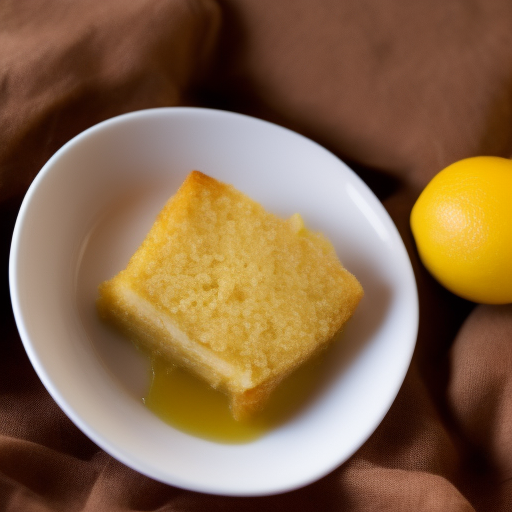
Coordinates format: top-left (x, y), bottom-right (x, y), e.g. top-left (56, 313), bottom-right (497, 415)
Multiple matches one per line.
top-left (97, 171), bottom-right (363, 420)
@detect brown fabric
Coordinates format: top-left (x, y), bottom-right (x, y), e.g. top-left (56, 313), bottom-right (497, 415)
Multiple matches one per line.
top-left (1, 0), bottom-right (512, 510)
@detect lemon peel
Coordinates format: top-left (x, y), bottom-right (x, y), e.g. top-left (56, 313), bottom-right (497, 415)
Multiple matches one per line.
top-left (410, 156), bottom-right (512, 304)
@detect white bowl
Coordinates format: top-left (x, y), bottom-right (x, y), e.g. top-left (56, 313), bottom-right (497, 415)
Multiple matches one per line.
top-left (9, 107), bottom-right (418, 496)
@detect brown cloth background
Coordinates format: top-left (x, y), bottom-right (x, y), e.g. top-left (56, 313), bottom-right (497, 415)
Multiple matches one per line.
top-left (2, 0), bottom-right (512, 510)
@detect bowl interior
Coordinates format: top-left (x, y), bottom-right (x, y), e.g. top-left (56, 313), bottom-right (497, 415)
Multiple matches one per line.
top-left (10, 108), bottom-right (418, 496)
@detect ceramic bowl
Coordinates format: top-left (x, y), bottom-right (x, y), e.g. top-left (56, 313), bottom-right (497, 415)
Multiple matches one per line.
top-left (10, 107), bottom-right (418, 496)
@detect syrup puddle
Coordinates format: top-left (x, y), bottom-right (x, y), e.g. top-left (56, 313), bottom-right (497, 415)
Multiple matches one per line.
top-left (144, 353), bottom-right (324, 444)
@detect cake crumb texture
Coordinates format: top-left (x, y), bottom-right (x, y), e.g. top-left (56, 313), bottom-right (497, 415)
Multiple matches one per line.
top-left (98, 171), bottom-right (363, 419)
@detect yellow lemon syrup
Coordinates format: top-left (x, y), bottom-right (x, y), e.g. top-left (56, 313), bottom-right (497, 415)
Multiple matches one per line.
top-left (144, 353), bottom-right (325, 444)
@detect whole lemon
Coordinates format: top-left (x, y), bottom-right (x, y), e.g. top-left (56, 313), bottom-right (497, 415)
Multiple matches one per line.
top-left (410, 156), bottom-right (512, 304)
